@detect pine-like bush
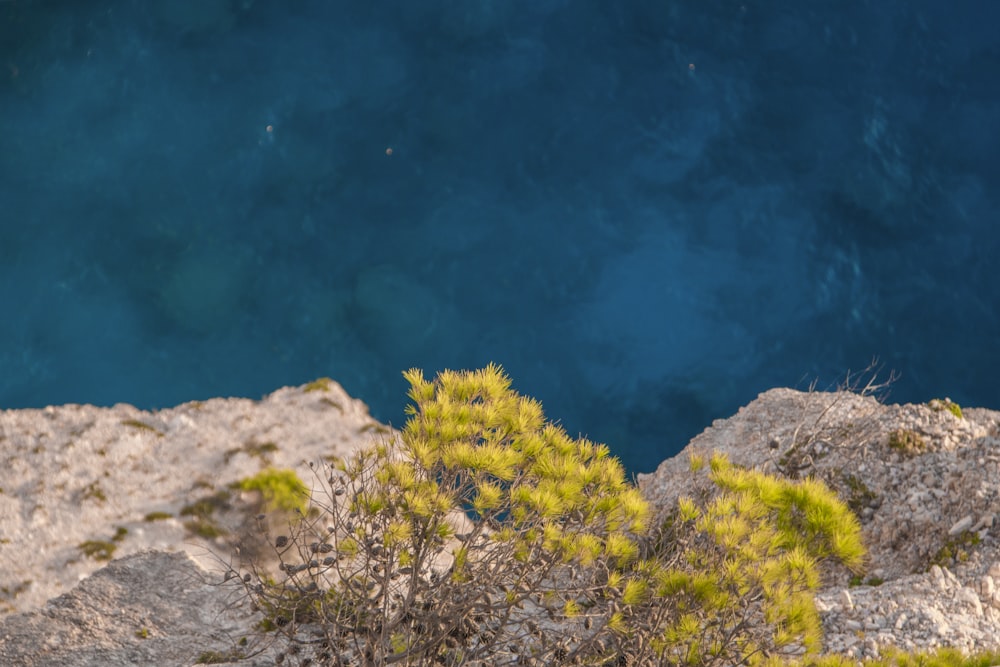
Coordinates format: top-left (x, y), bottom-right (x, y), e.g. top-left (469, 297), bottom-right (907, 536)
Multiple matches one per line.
top-left (599, 453), bottom-right (866, 666)
top-left (232, 366), bottom-right (870, 666)
top-left (239, 364), bottom-right (648, 665)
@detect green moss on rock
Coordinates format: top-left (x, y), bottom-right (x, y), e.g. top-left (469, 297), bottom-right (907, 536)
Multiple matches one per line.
top-left (233, 468), bottom-right (308, 514)
top-left (303, 377), bottom-right (333, 393)
top-left (928, 397), bottom-right (963, 419)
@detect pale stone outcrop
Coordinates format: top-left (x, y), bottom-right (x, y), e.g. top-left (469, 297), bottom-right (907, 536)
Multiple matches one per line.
top-left (2, 383), bottom-right (1000, 664)
top-left (0, 378), bottom-right (383, 615)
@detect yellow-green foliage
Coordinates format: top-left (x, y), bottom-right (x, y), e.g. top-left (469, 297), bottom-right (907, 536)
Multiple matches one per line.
top-left (78, 526), bottom-right (128, 562)
top-left (235, 468), bottom-right (308, 514)
top-left (397, 363), bottom-right (647, 544)
top-left (238, 366), bottom-right (876, 667)
top-left (243, 364), bottom-right (648, 665)
top-left (848, 574), bottom-right (885, 587)
top-left (706, 455), bottom-right (865, 569)
top-left (303, 377), bottom-right (334, 392)
top-left (78, 540), bottom-right (117, 561)
top-left (616, 453), bottom-right (865, 666)
top-left (928, 397), bottom-right (963, 419)
top-left (194, 649), bottom-right (245, 664)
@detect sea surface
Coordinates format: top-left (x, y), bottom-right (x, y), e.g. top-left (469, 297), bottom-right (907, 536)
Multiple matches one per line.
top-left (1, 1), bottom-right (997, 474)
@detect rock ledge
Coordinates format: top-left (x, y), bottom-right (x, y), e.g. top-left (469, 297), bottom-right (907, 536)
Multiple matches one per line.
top-left (3, 384), bottom-right (1000, 664)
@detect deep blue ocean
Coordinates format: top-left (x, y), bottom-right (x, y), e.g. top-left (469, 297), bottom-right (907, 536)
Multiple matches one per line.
top-left (1, 1), bottom-right (997, 474)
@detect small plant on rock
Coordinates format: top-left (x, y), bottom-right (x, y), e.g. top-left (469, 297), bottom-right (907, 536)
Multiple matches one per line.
top-left (78, 526), bottom-right (128, 562)
top-left (233, 468), bottom-right (309, 515)
top-left (930, 529), bottom-right (981, 568)
top-left (927, 397), bottom-right (963, 419)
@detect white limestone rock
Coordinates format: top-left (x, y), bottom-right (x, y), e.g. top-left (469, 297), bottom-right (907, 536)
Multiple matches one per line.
top-left (3, 382), bottom-right (1000, 663)
top-left (0, 550), bottom-right (272, 666)
top-left (0, 379), bottom-right (383, 615)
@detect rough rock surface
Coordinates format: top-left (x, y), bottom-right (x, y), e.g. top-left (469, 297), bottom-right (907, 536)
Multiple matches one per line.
top-left (0, 550), bottom-right (271, 667)
top-left (0, 379), bottom-right (382, 615)
top-left (2, 383), bottom-right (999, 665)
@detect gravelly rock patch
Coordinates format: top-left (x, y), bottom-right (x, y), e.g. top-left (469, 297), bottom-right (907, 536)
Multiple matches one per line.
top-left (0, 550), bottom-right (273, 667)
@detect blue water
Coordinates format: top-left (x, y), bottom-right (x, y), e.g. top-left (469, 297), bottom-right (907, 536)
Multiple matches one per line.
top-left (1, 1), bottom-right (998, 474)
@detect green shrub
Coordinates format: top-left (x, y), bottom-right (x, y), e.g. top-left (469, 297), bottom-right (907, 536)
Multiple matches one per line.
top-left (233, 366), bottom-right (979, 667)
top-left (237, 364), bottom-right (648, 665)
top-left (606, 452), bottom-right (865, 666)
top-left (848, 575), bottom-right (885, 587)
top-left (225, 374), bottom-right (1000, 667)
top-left (78, 526), bottom-right (129, 562)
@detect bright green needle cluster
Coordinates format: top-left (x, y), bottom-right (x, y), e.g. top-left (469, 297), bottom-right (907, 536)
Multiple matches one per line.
top-left (396, 363), bottom-right (648, 561)
top-left (242, 364), bottom-right (651, 665)
top-left (606, 453), bottom-right (867, 666)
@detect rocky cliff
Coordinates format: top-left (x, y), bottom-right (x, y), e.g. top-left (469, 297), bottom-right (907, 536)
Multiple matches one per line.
top-left (1, 382), bottom-right (998, 665)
